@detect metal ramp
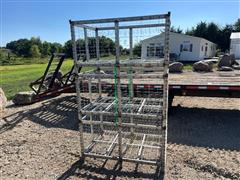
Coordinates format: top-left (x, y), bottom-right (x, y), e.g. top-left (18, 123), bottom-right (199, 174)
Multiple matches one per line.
top-left (29, 53), bottom-right (78, 102)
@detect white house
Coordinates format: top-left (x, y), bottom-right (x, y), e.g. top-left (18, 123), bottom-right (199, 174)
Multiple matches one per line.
top-left (141, 32), bottom-right (217, 61)
top-left (230, 32), bottom-right (240, 59)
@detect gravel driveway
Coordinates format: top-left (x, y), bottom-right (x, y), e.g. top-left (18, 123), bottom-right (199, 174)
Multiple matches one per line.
top-left (1, 94), bottom-right (240, 179)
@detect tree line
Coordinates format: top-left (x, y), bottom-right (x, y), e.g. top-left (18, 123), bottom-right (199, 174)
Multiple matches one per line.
top-left (171, 19), bottom-right (240, 52)
top-left (4, 36), bottom-right (121, 59)
top-left (3, 19), bottom-right (240, 59)
top-left (6, 37), bottom-right (63, 58)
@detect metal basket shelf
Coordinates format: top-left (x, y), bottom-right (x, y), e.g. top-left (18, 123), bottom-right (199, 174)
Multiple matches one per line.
top-left (70, 12), bottom-right (170, 174)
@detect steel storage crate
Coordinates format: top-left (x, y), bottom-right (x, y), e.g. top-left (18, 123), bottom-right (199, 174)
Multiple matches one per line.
top-left (69, 12), bottom-right (170, 174)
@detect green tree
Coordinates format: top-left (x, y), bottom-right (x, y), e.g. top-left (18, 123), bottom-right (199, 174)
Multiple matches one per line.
top-left (219, 24), bottom-right (233, 52)
top-left (185, 27), bottom-right (195, 36)
top-left (194, 21), bottom-right (208, 39)
top-left (30, 37), bottom-right (41, 47)
top-left (41, 41), bottom-right (51, 57)
top-left (170, 26), bottom-right (183, 33)
top-left (121, 48), bottom-right (129, 55)
top-left (99, 36), bottom-right (115, 56)
top-left (185, 21), bottom-right (234, 51)
top-left (30, 45), bottom-right (41, 58)
top-left (133, 43), bottom-right (141, 57)
top-left (63, 40), bottom-right (73, 58)
top-left (206, 22), bottom-right (220, 43)
top-left (6, 39), bottom-right (31, 57)
top-left (50, 43), bottom-right (63, 54)
top-left (234, 18), bottom-right (240, 31)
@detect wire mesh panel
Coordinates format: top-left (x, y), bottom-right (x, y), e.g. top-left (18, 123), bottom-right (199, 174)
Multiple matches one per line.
top-left (70, 12), bottom-right (170, 174)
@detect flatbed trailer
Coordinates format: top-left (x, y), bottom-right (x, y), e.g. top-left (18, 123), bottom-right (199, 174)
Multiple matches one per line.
top-left (82, 70), bottom-right (240, 103)
top-left (34, 70), bottom-right (240, 105)
top-left (168, 71), bottom-right (240, 106)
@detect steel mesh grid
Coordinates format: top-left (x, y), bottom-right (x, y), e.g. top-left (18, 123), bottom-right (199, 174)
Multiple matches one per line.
top-left (70, 13), bottom-right (170, 171)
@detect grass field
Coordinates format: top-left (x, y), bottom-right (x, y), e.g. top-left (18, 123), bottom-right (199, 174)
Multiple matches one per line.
top-left (0, 55), bottom-right (132, 100)
top-left (0, 60), bottom-right (75, 100)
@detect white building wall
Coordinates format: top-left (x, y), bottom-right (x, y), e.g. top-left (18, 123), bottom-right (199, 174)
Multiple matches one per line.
top-left (199, 39), bottom-right (217, 59)
top-left (141, 32), bottom-right (216, 61)
top-left (176, 37), bottom-right (201, 61)
top-left (230, 39), bottom-right (240, 59)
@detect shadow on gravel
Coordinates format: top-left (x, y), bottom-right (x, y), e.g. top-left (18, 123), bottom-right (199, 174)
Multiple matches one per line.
top-left (1, 111), bottom-right (26, 133)
top-left (2, 95), bottom-right (240, 151)
top-left (27, 95), bottom-right (79, 130)
top-left (168, 106), bottom-right (240, 151)
top-left (1, 95), bottom-right (78, 133)
top-left (57, 158), bottom-right (164, 180)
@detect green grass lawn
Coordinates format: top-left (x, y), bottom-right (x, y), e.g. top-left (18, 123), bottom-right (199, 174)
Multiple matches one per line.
top-left (183, 64), bottom-right (193, 71)
top-left (0, 55), bottom-right (131, 100)
top-left (0, 60), bottom-right (75, 100)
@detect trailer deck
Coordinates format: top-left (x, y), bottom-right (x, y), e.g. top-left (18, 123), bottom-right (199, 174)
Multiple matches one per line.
top-left (169, 70), bottom-right (240, 99)
top-left (170, 71), bottom-right (240, 86)
top-left (78, 70), bottom-right (240, 95)
top-left (34, 70), bottom-right (240, 103)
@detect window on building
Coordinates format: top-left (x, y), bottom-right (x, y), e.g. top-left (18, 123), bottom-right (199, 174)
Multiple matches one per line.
top-left (190, 44), bottom-right (193, 52)
top-left (183, 44), bottom-right (188, 51)
top-left (180, 43), bottom-right (193, 52)
top-left (147, 46), bottom-right (150, 57)
top-left (149, 43), bottom-right (155, 57)
top-left (202, 46), bottom-right (204, 51)
top-left (155, 43), bottom-right (164, 57)
top-left (147, 43), bottom-right (164, 58)
top-left (180, 44), bottom-right (183, 52)
top-left (147, 43), bottom-right (155, 57)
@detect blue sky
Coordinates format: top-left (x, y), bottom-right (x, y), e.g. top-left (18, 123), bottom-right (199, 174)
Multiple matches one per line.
top-left (1, 0), bottom-right (240, 46)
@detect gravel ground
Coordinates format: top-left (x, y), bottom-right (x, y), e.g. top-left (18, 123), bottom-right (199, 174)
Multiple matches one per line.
top-left (0, 94), bottom-right (240, 180)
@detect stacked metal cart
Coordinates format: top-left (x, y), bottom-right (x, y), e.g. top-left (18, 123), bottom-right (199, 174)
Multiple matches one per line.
top-left (70, 12), bottom-right (170, 173)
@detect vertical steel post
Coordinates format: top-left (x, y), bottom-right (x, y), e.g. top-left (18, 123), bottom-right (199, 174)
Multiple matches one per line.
top-left (88, 79), bottom-right (94, 140)
top-left (115, 20), bottom-right (123, 160)
top-left (129, 27), bottom-right (134, 134)
top-left (70, 21), bottom-right (85, 159)
top-left (84, 27), bottom-right (90, 61)
top-left (76, 77), bottom-right (85, 157)
top-left (70, 22), bottom-right (78, 71)
top-left (160, 12), bottom-right (170, 174)
top-left (129, 28), bottom-right (133, 59)
top-left (95, 28), bottom-right (103, 132)
top-left (95, 29), bottom-right (100, 60)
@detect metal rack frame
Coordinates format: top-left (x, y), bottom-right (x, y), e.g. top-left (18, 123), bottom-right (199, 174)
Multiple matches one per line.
top-left (69, 12), bottom-right (170, 174)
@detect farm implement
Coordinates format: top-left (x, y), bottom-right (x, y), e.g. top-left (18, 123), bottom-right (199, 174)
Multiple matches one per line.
top-left (12, 53), bottom-right (78, 105)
